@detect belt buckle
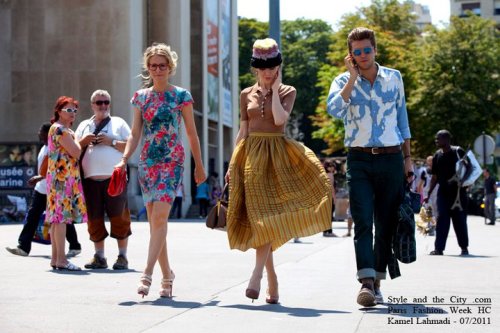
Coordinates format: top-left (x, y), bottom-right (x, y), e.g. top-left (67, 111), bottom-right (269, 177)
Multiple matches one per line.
top-left (371, 147), bottom-right (380, 155)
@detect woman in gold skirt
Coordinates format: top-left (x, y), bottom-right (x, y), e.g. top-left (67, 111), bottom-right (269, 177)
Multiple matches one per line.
top-left (225, 38), bottom-right (332, 304)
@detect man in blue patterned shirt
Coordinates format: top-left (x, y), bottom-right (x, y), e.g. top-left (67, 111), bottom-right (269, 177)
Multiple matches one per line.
top-left (327, 27), bottom-right (413, 307)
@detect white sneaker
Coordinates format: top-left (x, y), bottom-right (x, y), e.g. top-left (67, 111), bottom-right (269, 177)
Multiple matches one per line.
top-left (66, 249), bottom-right (81, 257)
top-left (6, 246), bottom-right (28, 257)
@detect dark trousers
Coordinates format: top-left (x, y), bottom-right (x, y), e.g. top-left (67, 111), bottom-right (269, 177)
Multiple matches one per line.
top-left (484, 193), bottom-right (496, 224)
top-left (18, 190), bottom-right (81, 254)
top-left (434, 188), bottom-right (468, 251)
top-left (198, 198), bottom-right (209, 217)
top-left (347, 151), bottom-right (403, 281)
top-left (170, 197), bottom-right (183, 218)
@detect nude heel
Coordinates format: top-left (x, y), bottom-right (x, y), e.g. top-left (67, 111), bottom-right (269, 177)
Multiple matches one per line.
top-left (159, 271), bottom-right (175, 298)
top-left (137, 274), bottom-right (152, 298)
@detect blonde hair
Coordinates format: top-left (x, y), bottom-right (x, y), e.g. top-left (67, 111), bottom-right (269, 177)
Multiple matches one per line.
top-left (141, 42), bottom-right (178, 87)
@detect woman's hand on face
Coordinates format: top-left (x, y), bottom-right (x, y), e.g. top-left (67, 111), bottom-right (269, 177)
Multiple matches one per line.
top-left (195, 165), bottom-right (207, 185)
top-left (272, 69), bottom-right (281, 92)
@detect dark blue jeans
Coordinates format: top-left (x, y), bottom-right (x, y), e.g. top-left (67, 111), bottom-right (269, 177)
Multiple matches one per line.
top-left (434, 187), bottom-right (468, 252)
top-left (347, 150), bottom-right (404, 281)
top-left (18, 190), bottom-right (81, 254)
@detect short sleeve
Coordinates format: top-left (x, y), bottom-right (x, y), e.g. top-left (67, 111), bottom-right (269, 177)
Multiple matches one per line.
top-left (181, 89), bottom-right (194, 106)
top-left (240, 90), bottom-right (249, 121)
top-left (130, 91), bottom-right (142, 109)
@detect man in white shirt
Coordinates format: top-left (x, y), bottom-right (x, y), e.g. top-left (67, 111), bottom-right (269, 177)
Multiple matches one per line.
top-left (75, 90), bottom-right (131, 270)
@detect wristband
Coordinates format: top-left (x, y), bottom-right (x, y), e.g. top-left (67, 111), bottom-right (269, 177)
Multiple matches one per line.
top-left (404, 155), bottom-right (411, 159)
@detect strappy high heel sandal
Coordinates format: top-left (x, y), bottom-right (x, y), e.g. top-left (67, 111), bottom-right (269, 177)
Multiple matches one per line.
top-left (159, 271), bottom-right (175, 298)
top-left (137, 274), bottom-right (152, 298)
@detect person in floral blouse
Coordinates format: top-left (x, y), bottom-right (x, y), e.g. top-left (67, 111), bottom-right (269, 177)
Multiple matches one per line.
top-left (116, 43), bottom-right (206, 298)
top-left (46, 96), bottom-right (87, 271)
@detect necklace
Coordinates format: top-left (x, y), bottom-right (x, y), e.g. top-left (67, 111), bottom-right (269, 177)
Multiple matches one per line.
top-left (261, 90), bottom-right (271, 118)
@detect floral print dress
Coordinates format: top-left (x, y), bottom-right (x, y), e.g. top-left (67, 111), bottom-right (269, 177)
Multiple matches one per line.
top-left (45, 123), bottom-right (87, 224)
top-left (131, 86), bottom-right (194, 204)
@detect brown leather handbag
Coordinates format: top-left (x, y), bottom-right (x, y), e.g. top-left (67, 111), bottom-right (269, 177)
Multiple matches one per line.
top-left (205, 184), bottom-right (228, 231)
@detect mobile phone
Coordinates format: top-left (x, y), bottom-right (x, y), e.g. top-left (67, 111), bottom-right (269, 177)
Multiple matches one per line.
top-left (349, 52), bottom-right (357, 67)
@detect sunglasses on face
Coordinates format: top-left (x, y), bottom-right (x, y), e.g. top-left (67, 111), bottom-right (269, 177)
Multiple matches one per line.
top-left (61, 108), bottom-right (78, 114)
top-left (148, 63), bottom-right (169, 71)
top-left (352, 47), bottom-right (373, 56)
top-left (93, 100), bottom-right (110, 106)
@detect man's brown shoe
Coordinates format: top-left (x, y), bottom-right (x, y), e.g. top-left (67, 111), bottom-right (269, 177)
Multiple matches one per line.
top-left (84, 254), bottom-right (108, 269)
top-left (112, 255), bottom-right (128, 270)
top-left (357, 282), bottom-right (376, 307)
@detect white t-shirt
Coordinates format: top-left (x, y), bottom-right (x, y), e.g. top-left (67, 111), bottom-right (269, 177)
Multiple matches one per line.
top-left (75, 116), bottom-right (131, 178)
top-left (34, 145), bottom-right (48, 195)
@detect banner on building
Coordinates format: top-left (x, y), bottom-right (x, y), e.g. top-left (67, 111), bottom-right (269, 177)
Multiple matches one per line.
top-left (0, 143), bottom-right (38, 189)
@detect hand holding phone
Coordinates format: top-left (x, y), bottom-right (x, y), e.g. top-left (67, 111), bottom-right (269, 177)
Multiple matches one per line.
top-left (345, 53), bottom-right (359, 78)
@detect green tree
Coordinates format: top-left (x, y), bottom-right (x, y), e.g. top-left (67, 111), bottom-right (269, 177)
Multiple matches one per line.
top-left (280, 19), bottom-right (333, 152)
top-left (408, 14), bottom-right (500, 156)
top-left (311, 0), bottom-right (419, 155)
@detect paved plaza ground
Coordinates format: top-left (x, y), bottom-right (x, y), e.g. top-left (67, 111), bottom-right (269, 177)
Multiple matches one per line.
top-left (0, 215), bottom-right (498, 333)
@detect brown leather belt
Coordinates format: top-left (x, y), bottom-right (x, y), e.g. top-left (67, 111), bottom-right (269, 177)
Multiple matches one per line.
top-left (350, 146), bottom-right (401, 155)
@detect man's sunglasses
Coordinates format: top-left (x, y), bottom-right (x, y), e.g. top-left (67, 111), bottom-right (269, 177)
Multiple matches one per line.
top-left (352, 47), bottom-right (373, 56)
top-left (61, 108), bottom-right (78, 114)
top-left (93, 100), bottom-right (110, 106)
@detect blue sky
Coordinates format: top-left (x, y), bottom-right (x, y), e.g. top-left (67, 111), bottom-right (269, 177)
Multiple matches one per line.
top-left (237, 0), bottom-right (450, 28)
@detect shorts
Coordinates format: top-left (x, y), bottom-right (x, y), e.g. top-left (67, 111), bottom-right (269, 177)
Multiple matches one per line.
top-left (82, 178), bottom-right (132, 242)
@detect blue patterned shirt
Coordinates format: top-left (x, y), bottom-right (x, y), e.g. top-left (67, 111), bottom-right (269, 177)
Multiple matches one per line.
top-left (327, 64), bottom-right (411, 147)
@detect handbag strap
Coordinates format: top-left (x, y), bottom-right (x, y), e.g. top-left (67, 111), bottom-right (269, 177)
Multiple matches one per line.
top-left (80, 116), bottom-right (111, 160)
top-left (217, 183), bottom-right (228, 201)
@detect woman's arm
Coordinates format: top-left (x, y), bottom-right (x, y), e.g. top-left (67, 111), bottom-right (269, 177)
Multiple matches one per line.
top-left (116, 107), bottom-right (142, 168)
top-left (270, 72), bottom-right (291, 126)
top-left (182, 103), bottom-right (206, 185)
top-left (234, 120), bottom-right (249, 146)
top-left (60, 130), bottom-right (81, 159)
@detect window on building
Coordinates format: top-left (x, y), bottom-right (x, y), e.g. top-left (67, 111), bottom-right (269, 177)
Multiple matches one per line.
top-left (461, 2), bottom-right (481, 16)
top-left (495, 0), bottom-right (500, 15)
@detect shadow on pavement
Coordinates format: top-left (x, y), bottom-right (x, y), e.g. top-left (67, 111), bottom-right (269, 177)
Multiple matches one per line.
top-left (221, 303), bottom-right (350, 317)
top-left (118, 298), bottom-right (211, 308)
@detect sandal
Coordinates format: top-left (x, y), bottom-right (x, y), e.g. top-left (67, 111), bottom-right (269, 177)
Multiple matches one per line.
top-left (57, 261), bottom-right (82, 271)
top-left (159, 271), bottom-right (175, 298)
top-left (138, 274), bottom-right (152, 298)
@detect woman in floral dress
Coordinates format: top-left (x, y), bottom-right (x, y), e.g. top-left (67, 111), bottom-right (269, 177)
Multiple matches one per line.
top-left (116, 43), bottom-right (206, 298)
top-left (46, 96), bottom-right (87, 271)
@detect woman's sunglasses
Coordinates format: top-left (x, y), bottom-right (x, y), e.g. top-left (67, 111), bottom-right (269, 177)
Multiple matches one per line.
top-left (352, 47), bottom-right (373, 56)
top-left (61, 108), bottom-right (78, 114)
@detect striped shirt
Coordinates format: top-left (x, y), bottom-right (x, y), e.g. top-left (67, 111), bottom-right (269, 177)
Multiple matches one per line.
top-left (327, 64), bottom-right (411, 147)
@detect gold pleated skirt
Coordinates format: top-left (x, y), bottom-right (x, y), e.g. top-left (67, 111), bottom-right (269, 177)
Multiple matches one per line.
top-left (227, 132), bottom-right (332, 251)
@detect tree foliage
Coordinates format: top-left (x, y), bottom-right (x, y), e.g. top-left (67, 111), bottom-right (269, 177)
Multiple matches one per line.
top-left (238, 1), bottom-right (500, 159)
top-left (408, 14), bottom-right (500, 156)
top-left (311, 0), bottom-right (419, 155)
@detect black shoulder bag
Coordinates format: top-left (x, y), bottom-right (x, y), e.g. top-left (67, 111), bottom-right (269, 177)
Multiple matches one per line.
top-left (79, 116), bottom-right (111, 178)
